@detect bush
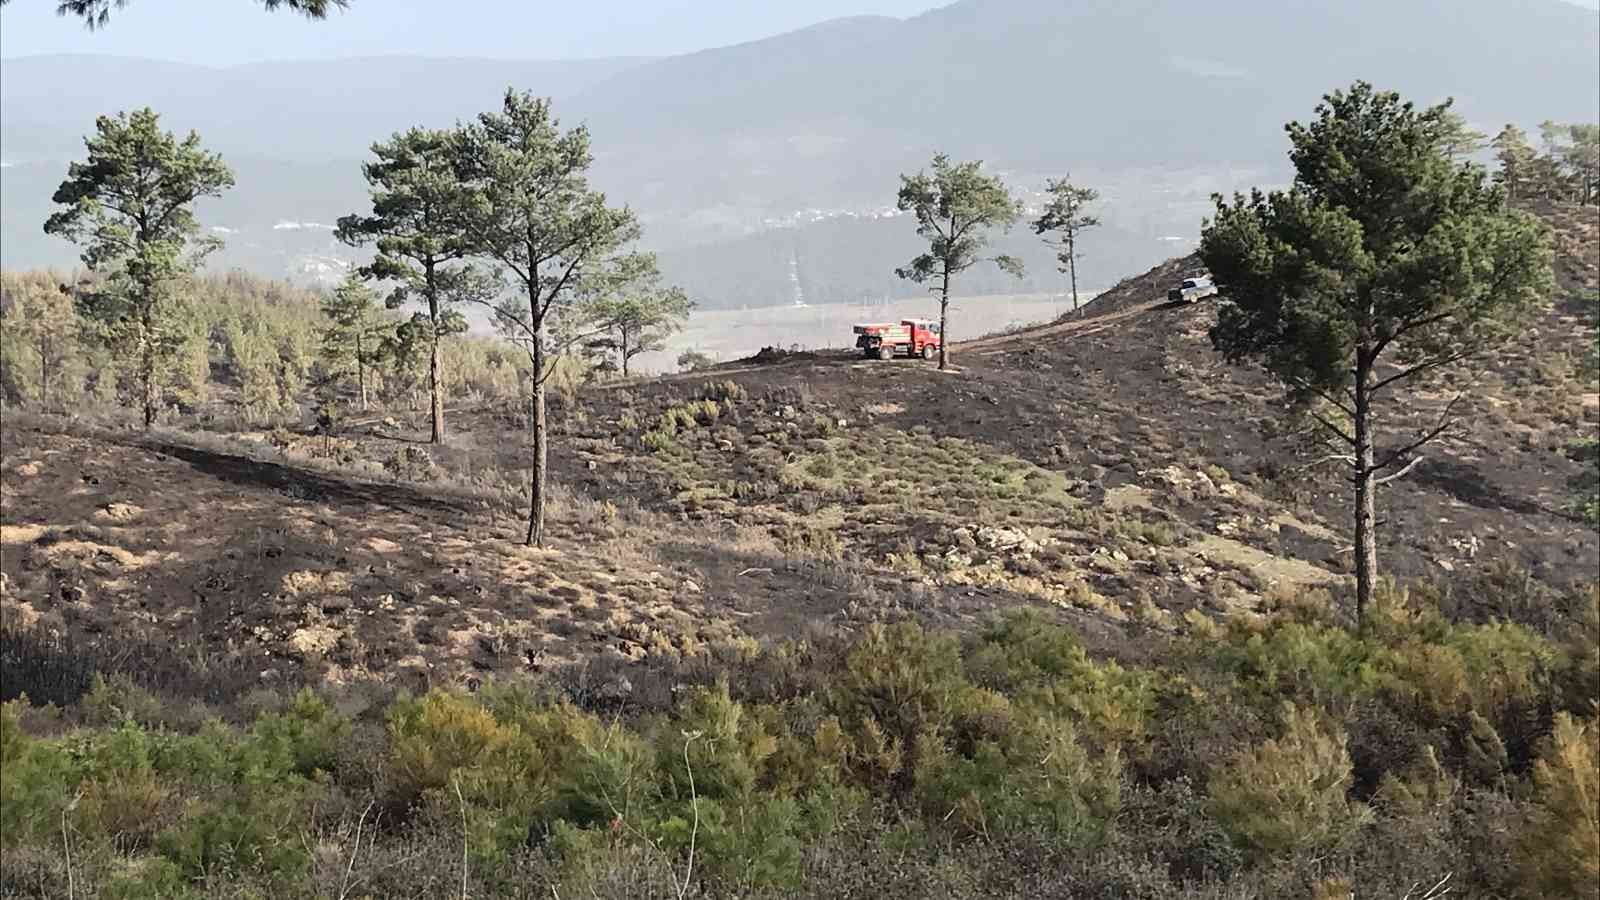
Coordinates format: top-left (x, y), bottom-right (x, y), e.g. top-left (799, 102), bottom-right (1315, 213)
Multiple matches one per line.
top-left (698, 380), bottom-right (746, 403)
top-left (677, 350), bottom-right (716, 373)
top-left (1208, 702), bottom-right (1365, 860)
top-left (383, 445), bottom-right (436, 481)
top-left (1515, 712), bottom-right (1600, 897)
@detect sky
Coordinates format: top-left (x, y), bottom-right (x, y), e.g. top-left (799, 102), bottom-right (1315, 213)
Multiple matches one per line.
top-left (0, 0), bottom-right (945, 65)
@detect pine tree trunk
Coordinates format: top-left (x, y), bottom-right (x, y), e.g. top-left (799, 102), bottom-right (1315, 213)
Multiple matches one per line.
top-left (620, 329), bottom-right (631, 378)
top-left (427, 293), bottom-right (444, 444)
top-left (1067, 229), bottom-right (1080, 317)
top-left (39, 336), bottom-right (49, 409)
top-left (938, 267), bottom-right (951, 371)
top-left (528, 316), bottom-right (548, 547)
top-left (356, 332), bottom-right (369, 412)
top-left (140, 307), bottom-right (156, 430)
top-left (1352, 348), bottom-right (1377, 631)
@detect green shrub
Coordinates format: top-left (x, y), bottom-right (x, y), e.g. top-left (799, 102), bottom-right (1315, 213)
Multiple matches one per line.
top-left (386, 690), bottom-right (514, 806)
top-left (154, 783), bottom-right (314, 883)
top-left (804, 454), bottom-right (838, 479)
top-left (1208, 702), bottom-right (1365, 860)
top-left (247, 688), bottom-right (349, 778)
top-left (641, 427), bottom-right (676, 453)
top-left (912, 711), bottom-right (1118, 843)
top-left (1204, 617), bottom-right (1386, 713)
top-left (965, 612), bottom-right (1159, 753)
top-left (1515, 713), bottom-right (1600, 897)
top-left (699, 380), bottom-right (746, 403)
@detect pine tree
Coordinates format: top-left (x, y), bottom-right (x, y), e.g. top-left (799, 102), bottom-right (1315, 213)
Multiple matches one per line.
top-left (0, 0), bottom-right (350, 29)
top-left (1202, 83), bottom-right (1553, 628)
top-left (1492, 124), bottom-right (1537, 203)
top-left (1031, 177), bottom-right (1101, 317)
top-left (320, 273), bottom-right (389, 411)
top-left (894, 154), bottom-right (1024, 369)
top-left (0, 271), bottom-right (83, 410)
top-left (336, 127), bottom-right (495, 444)
top-left (583, 256), bottom-right (693, 377)
top-left (453, 91), bottom-right (644, 546)
top-left (43, 108), bottom-right (234, 428)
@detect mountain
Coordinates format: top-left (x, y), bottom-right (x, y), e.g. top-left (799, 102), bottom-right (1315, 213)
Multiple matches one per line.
top-left (2, 0), bottom-right (1596, 308)
top-left (561, 0), bottom-right (1598, 207)
top-left (0, 54), bottom-right (652, 163)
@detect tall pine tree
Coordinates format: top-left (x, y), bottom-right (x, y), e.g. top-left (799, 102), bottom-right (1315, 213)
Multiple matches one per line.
top-left (44, 108), bottom-right (234, 428)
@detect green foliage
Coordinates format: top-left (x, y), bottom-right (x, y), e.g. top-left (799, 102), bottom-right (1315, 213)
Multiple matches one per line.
top-left (1206, 84), bottom-right (1552, 402)
top-left (581, 255), bottom-right (695, 377)
top-left (677, 349), bottom-right (716, 372)
top-left (34, 0), bottom-right (350, 30)
top-left (895, 153), bottom-right (1024, 364)
top-left (451, 90), bottom-right (646, 544)
top-left (44, 107), bottom-right (235, 427)
top-left (1538, 120), bottom-right (1600, 205)
top-left (1493, 123), bottom-right (1539, 201)
top-left (697, 379), bottom-right (746, 403)
top-left (1202, 82), bottom-right (1555, 624)
top-left (1032, 175), bottom-right (1100, 311)
top-left (0, 585), bottom-right (1590, 897)
top-left (1208, 702), bottom-right (1364, 860)
top-left (319, 272), bottom-right (391, 410)
top-left (248, 689), bottom-right (349, 778)
top-left (1435, 109), bottom-right (1488, 161)
top-left (0, 270), bottom-right (87, 409)
top-left (1515, 713), bottom-right (1600, 897)
top-left (337, 125), bottom-right (489, 442)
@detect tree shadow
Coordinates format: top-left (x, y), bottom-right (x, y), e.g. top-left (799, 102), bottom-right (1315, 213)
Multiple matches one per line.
top-left (1409, 456), bottom-right (1578, 521)
top-left (136, 439), bottom-right (476, 517)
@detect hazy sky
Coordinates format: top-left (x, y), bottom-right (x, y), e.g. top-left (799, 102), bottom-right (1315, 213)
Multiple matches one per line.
top-left (0, 0), bottom-right (944, 64)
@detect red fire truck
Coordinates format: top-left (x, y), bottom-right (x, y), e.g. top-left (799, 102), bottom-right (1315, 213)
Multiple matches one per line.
top-left (853, 318), bottom-right (942, 360)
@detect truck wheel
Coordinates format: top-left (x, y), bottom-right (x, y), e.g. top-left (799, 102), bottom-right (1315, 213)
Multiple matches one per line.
top-left (877, 346), bottom-right (893, 361)
top-left (921, 345), bottom-right (935, 360)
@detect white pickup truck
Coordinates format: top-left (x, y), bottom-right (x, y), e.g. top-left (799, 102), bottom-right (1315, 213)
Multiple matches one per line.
top-left (1168, 275), bottom-right (1218, 304)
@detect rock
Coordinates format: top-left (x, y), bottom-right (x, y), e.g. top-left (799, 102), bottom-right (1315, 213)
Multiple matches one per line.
top-left (975, 525), bottom-right (1041, 555)
top-left (717, 440), bottom-right (735, 452)
top-left (1448, 534), bottom-right (1481, 559)
top-left (836, 418), bottom-right (849, 429)
top-left (13, 462), bottom-right (40, 477)
top-left (586, 459), bottom-right (598, 471)
top-left (286, 624), bottom-right (340, 660)
top-left (1110, 548), bottom-right (1130, 562)
top-left (598, 676), bottom-right (634, 701)
top-left (1435, 558), bottom-right (1456, 573)
top-left (681, 579), bottom-right (703, 594)
top-left (93, 502), bottom-right (143, 523)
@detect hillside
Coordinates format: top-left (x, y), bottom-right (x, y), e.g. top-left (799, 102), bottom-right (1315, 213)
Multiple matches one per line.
top-left (4, 204), bottom-right (1594, 687)
top-left (1, 200), bottom-right (1595, 899)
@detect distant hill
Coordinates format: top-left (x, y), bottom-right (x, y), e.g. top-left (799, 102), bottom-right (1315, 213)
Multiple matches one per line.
top-left (0, 54), bottom-right (652, 163)
top-left (2, 0), bottom-right (1595, 308)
